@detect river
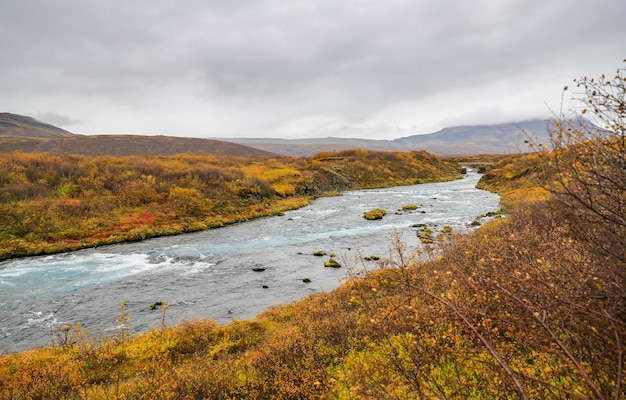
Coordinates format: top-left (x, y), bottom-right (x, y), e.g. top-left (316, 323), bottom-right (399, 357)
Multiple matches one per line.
top-left (0, 170), bottom-right (499, 353)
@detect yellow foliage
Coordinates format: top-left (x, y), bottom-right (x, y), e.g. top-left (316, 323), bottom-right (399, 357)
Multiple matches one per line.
top-left (271, 182), bottom-right (296, 196)
top-left (0, 150), bottom-right (460, 260)
top-left (3, 141), bottom-right (624, 398)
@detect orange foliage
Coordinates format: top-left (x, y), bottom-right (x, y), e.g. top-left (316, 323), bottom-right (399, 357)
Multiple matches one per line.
top-left (0, 150), bottom-right (460, 260)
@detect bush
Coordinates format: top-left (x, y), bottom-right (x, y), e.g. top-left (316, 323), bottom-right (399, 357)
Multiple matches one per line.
top-left (546, 61), bottom-right (626, 268)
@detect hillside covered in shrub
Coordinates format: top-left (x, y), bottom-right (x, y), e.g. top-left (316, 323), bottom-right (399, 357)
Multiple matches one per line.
top-left (0, 149), bottom-right (460, 260)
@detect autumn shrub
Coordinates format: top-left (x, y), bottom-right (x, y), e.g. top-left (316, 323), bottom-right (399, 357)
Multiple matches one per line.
top-left (328, 196), bottom-right (625, 399)
top-left (434, 202), bottom-right (624, 398)
top-left (545, 61), bottom-right (626, 268)
top-left (0, 150), bottom-right (460, 260)
top-left (243, 289), bottom-right (361, 399)
top-left (476, 152), bottom-right (550, 210)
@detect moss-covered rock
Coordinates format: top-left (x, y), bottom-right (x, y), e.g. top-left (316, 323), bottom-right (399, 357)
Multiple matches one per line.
top-left (324, 258), bottom-right (342, 268)
top-left (363, 208), bottom-right (387, 220)
top-left (417, 226), bottom-right (434, 244)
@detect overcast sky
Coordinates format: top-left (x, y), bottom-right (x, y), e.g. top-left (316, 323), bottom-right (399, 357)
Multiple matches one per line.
top-left (0, 1), bottom-right (624, 140)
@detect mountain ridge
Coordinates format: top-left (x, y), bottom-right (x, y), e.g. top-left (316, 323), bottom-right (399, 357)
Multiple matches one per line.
top-left (390, 119), bottom-right (550, 155)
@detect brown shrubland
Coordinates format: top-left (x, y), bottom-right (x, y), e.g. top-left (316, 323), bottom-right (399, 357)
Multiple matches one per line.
top-left (0, 63), bottom-right (624, 399)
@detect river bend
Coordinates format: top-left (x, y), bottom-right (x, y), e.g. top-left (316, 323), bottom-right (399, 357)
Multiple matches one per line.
top-left (0, 170), bottom-right (499, 353)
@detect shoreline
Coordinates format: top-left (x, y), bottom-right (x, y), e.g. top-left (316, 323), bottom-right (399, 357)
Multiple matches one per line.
top-left (0, 176), bottom-right (463, 262)
top-left (1, 171), bottom-right (495, 354)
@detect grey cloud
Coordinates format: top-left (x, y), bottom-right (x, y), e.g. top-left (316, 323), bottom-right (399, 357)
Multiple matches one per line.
top-left (0, 0), bottom-right (624, 138)
top-left (34, 112), bottom-right (84, 128)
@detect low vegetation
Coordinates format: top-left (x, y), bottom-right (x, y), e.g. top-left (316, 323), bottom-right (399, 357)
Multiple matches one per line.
top-left (0, 149), bottom-right (460, 260)
top-left (401, 203), bottom-right (418, 211)
top-left (2, 145), bottom-right (622, 398)
top-left (362, 208), bottom-right (387, 220)
top-left (0, 63), bottom-right (623, 399)
top-left (416, 225), bottom-right (434, 243)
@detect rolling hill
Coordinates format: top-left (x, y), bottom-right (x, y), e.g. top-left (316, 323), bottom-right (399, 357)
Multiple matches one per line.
top-left (26, 134), bottom-right (277, 157)
top-left (0, 113), bottom-right (275, 157)
top-left (226, 137), bottom-right (398, 156)
top-left (0, 113), bottom-right (74, 138)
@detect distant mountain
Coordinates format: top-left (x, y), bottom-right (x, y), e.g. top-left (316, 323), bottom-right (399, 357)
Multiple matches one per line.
top-left (224, 119), bottom-right (553, 156)
top-left (392, 119), bottom-right (551, 155)
top-left (0, 113), bottom-right (75, 138)
top-left (0, 113), bottom-right (275, 157)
